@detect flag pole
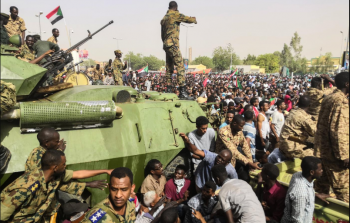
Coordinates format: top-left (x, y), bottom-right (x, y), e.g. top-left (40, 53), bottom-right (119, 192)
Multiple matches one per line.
top-left (63, 18), bottom-right (71, 47)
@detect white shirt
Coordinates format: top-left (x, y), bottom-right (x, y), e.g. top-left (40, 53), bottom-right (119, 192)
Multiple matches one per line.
top-left (271, 111), bottom-right (285, 137)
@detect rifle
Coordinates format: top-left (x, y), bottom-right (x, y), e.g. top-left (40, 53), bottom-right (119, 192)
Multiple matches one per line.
top-left (32, 21), bottom-right (114, 95)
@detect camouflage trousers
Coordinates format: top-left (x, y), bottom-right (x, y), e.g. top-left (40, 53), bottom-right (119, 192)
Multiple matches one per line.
top-left (114, 73), bottom-right (123, 86)
top-left (279, 139), bottom-right (314, 159)
top-left (324, 164), bottom-right (349, 203)
top-left (164, 45), bottom-right (185, 86)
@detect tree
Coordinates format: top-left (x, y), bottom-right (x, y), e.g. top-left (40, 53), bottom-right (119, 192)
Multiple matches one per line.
top-left (124, 52), bottom-right (146, 70)
top-left (280, 44), bottom-right (293, 68)
top-left (243, 54), bottom-right (257, 65)
top-left (212, 45), bottom-right (241, 71)
top-left (190, 56), bottom-right (214, 68)
top-left (290, 32), bottom-right (303, 61)
top-left (143, 55), bottom-right (165, 71)
top-left (255, 54), bottom-right (280, 73)
top-left (81, 59), bottom-right (97, 67)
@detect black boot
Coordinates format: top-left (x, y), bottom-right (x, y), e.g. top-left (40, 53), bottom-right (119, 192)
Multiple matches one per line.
top-left (178, 86), bottom-right (194, 100)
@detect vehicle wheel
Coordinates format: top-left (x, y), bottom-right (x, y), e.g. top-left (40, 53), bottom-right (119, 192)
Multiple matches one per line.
top-left (164, 149), bottom-right (192, 181)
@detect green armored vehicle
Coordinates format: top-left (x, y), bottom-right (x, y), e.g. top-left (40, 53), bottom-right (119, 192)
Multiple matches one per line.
top-left (0, 24), bottom-right (349, 223)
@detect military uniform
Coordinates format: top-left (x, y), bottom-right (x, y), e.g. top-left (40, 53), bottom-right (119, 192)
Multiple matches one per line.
top-left (0, 169), bottom-right (85, 223)
top-left (82, 198), bottom-right (136, 223)
top-left (279, 108), bottom-right (316, 159)
top-left (306, 87), bottom-right (336, 122)
top-left (112, 51), bottom-right (127, 85)
top-left (92, 68), bottom-right (104, 81)
top-left (47, 36), bottom-right (58, 44)
top-left (4, 15), bottom-right (26, 38)
top-left (314, 89), bottom-right (349, 203)
top-left (216, 125), bottom-right (253, 167)
top-left (25, 146), bottom-right (87, 193)
top-left (16, 43), bottom-right (35, 62)
top-left (0, 80), bottom-right (16, 115)
top-left (161, 10), bottom-right (196, 85)
top-left (104, 64), bottom-right (112, 74)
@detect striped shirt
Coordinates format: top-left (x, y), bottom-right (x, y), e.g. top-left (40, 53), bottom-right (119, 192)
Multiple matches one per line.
top-left (281, 172), bottom-right (315, 223)
top-left (243, 122), bottom-right (256, 161)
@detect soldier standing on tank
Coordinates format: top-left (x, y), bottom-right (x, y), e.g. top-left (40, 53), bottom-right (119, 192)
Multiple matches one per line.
top-left (161, 1), bottom-right (197, 99)
top-left (5, 6), bottom-right (26, 44)
top-left (47, 28), bottom-right (59, 44)
top-left (0, 13), bottom-right (10, 45)
top-left (314, 72), bottom-right (349, 203)
top-left (112, 50), bottom-right (127, 86)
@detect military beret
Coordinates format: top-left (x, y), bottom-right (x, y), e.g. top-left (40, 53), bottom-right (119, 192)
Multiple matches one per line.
top-left (114, 50), bottom-right (122, 54)
top-left (1, 13), bottom-right (9, 18)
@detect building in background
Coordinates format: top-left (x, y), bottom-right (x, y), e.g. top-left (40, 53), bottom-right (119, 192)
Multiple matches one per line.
top-left (187, 64), bottom-right (207, 73)
top-left (235, 65), bottom-right (265, 74)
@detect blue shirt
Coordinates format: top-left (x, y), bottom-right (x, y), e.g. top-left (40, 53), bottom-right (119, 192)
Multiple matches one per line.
top-left (195, 150), bottom-right (238, 189)
top-left (243, 122), bottom-right (256, 161)
top-left (219, 122), bottom-right (228, 130)
top-left (268, 148), bottom-right (286, 164)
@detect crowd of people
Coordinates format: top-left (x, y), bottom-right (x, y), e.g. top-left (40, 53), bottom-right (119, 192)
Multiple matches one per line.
top-left (1, 2), bottom-right (349, 223)
top-left (1, 71), bottom-right (349, 223)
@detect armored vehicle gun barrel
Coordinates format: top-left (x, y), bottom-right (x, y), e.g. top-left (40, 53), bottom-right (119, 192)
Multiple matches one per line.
top-left (31, 21), bottom-right (114, 97)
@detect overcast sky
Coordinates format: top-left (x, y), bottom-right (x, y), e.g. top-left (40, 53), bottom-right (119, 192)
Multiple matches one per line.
top-left (2, 0), bottom-right (349, 62)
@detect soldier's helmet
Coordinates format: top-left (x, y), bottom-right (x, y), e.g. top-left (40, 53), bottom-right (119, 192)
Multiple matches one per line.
top-left (114, 50), bottom-right (122, 54)
top-left (1, 13), bottom-right (10, 18)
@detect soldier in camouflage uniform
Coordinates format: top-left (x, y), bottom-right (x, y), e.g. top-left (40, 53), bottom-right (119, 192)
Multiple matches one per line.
top-left (82, 167), bottom-right (136, 223)
top-left (16, 35), bottom-right (36, 62)
top-left (92, 64), bottom-right (104, 82)
top-left (5, 6), bottom-right (26, 42)
top-left (306, 76), bottom-right (336, 122)
top-left (279, 95), bottom-right (316, 160)
top-left (161, 1), bottom-right (197, 99)
top-left (0, 150), bottom-right (112, 223)
top-left (0, 13), bottom-right (10, 45)
top-left (216, 116), bottom-right (261, 171)
top-left (314, 72), bottom-right (349, 203)
top-left (104, 59), bottom-right (113, 74)
top-left (112, 50), bottom-right (127, 86)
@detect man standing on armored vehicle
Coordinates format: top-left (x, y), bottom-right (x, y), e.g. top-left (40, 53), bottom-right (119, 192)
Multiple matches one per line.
top-left (161, 1), bottom-right (197, 99)
top-left (113, 50), bottom-right (127, 86)
top-left (5, 6), bottom-right (26, 44)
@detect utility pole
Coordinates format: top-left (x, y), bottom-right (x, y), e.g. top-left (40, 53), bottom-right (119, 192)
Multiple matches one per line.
top-left (181, 24), bottom-right (194, 59)
top-left (35, 11), bottom-right (43, 37)
top-left (340, 31), bottom-right (344, 64)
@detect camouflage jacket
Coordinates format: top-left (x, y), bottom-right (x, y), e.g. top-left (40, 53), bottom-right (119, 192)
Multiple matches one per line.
top-left (161, 10), bottom-right (196, 47)
top-left (1, 25), bottom-right (9, 45)
top-left (0, 80), bottom-right (16, 115)
top-left (25, 146), bottom-right (86, 196)
top-left (280, 108), bottom-right (316, 141)
top-left (0, 168), bottom-right (80, 223)
top-left (91, 68), bottom-right (104, 81)
top-left (47, 36), bottom-right (58, 44)
top-left (216, 125), bottom-right (252, 167)
top-left (112, 58), bottom-right (126, 75)
top-left (305, 87), bottom-right (324, 116)
top-left (4, 16), bottom-right (26, 38)
top-left (82, 198), bottom-right (136, 223)
top-left (17, 43), bottom-right (35, 62)
top-left (314, 89), bottom-right (349, 166)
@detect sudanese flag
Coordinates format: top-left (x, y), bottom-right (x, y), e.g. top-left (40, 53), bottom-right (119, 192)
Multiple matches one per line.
top-left (46, 6), bottom-right (64, 25)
